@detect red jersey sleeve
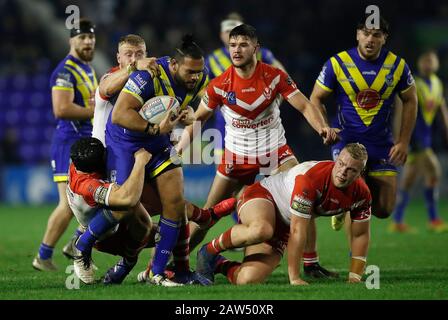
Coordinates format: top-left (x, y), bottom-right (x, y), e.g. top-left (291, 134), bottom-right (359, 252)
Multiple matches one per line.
top-left (289, 174), bottom-right (316, 219)
top-left (203, 79), bottom-right (223, 111)
top-left (277, 69), bottom-right (301, 100)
top-left (349, 179), bottom-right (372, 222)
top-left (69, 165), bottom-right (113, 207)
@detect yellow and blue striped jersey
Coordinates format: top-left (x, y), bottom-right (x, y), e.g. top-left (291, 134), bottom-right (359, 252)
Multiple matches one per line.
top-left (411, 74), bottom-right (445, 150)
top-left (50, 54), bottom-right (97, 136)
top-left (316, 47), bottom-right (414, 144)
top-left (107, 56), bottom-right (207, 141)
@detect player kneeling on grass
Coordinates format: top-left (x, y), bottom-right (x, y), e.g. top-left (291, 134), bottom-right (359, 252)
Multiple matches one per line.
top-left (196, 143), bottom-right (371, 285)
top-left (67, 137), bottom-right (153, 284)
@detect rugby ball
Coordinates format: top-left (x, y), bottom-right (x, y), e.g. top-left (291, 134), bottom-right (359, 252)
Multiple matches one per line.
top-left (139, 95), bottom-right (180, 124)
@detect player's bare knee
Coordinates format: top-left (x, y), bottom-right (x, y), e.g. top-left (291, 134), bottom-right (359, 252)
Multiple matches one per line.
top-left (249, 222), bottom-right (274, 242)
top-left (235, 269), bottom-right (263, 285)
top-left (163, 197), bottom-right (186, 220)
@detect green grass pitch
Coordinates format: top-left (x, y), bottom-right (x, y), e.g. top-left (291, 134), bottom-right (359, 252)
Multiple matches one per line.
top-left (0, 200), bottom-right (447, 300)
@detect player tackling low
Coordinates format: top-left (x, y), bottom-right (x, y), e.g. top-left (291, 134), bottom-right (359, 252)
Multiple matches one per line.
top-left (196, 143), bottom-right (371, 285)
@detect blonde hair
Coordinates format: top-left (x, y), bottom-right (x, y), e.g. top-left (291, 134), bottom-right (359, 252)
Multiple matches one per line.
top-left (118, 34), bottom-right (146, 48)
top-left (344, 143), bottom-right (368, 163)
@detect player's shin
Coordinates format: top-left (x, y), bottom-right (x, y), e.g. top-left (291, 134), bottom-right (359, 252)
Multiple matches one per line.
top-left (76, 209), bottom-right (119, 254)
top-left (151, 217), bottom-right (181, 276)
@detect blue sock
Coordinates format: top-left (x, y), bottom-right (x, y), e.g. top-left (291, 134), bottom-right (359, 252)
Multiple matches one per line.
top-left (393, 190), bottom-right (409, 223)
top-left (151, 217), bottom-right (181, 276)
top-left (424, 187), bottom-right (439, 221)
top-left (38, 243), bottom-right (54, 260)
top-left (76, 209), bottom-right (118, 253)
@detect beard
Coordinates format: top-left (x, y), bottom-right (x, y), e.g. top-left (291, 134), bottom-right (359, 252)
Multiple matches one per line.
top-left (174, 72), bottom-right (197, 92)
top-left (75, 47), bottom-right (94, 62)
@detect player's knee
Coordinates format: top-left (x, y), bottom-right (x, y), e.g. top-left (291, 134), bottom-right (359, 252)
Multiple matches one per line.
top-left (163, 196), bottom-right (186, 218)
top-left (249, 223), bottom-right (274, 242)
top-left (235, 269), bottom-right (263, 285)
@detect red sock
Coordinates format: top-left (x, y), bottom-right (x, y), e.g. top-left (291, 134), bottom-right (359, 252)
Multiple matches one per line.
top-left (215, 258), bottom-right (241, 284)
top-left (172, 221), bottom-right (190, 273)
top-left (227, 264), bottom-right (240, 284)
top-left (303, 251), bottom-right (319, 266)
top-left (190, 205), bottom-right (212, 224)
top-left (206, 227), bottom-right (234, 254)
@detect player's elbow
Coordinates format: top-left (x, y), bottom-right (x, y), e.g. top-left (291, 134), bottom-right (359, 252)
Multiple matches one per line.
top-left (98, 83), bottom-right (111, 99)
top-left (53, 105), bottom-right (69, 119)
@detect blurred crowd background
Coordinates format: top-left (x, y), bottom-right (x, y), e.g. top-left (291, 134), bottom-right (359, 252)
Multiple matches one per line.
top-left (1, 0), bottom-right (448, 203)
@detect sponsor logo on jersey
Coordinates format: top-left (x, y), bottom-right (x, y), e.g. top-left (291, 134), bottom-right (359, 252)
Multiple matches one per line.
top-left (291, 195), bottom-right (313, 214)
top-left (356, 89), bottom-right (380, 110)
top-left (134, 74), bottom-right (147, 88)
top-left (231, 115), bottom-right (274, 129)
top-left (55, 72), bottom-right (74, 88)
top-left (125, 79), bottom-right (142, 95)
top-left (241, 87), bottom-right (256, 93)
top-left (407, 71), bottom-right (415, 86)
top-left (362, 70), bottom-right (377, 76)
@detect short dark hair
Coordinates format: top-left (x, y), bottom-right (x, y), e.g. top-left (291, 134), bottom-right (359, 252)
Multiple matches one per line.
top-left (173, 34), bottom-right (203, 62)
top-left (229, 23), bottom-right (258, 42)
top-left (118, 34), bottom-right (146, 48)
top-left (70, 137), bottom-right (105, 173)
top-left (357, 15), bottom-right (389, 35)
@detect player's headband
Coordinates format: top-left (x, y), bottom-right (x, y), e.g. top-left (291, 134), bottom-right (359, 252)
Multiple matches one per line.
top-left (221, 19), bottom-right (243, 33)
top-left (70, 21), bottom-right (96, 38)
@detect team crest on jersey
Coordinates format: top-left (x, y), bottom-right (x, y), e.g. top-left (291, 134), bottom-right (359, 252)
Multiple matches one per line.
top-left (385, 73), bottom-right (394, 87)
top-left (263, 87), bottom-right (272, 100)
top-left (226, 91), bottom-right (236, 105)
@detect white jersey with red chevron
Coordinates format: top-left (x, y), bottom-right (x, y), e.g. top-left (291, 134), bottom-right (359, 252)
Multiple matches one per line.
top-left (204, 62), bottom-right (300, 157)
top-left (92, 66), bottom-right (120, 146)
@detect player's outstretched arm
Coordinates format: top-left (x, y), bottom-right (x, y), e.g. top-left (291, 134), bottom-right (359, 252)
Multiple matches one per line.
top-left (348, 219), bottom-right (370, 283)
top-left (176, 99), bottom-right (214, 155)
top-left (390, 85), bottom-right (417, 166)
top-left (107, 148), bottom-right (152, 208)
top-left (287, 214), bottom-right (310, 286)
top-left (99, 58), bottom-right (160, 98)
top-left (287, 90), bottom-right (339, 145)
top-left (52, 89), bottom-right (94, 120)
